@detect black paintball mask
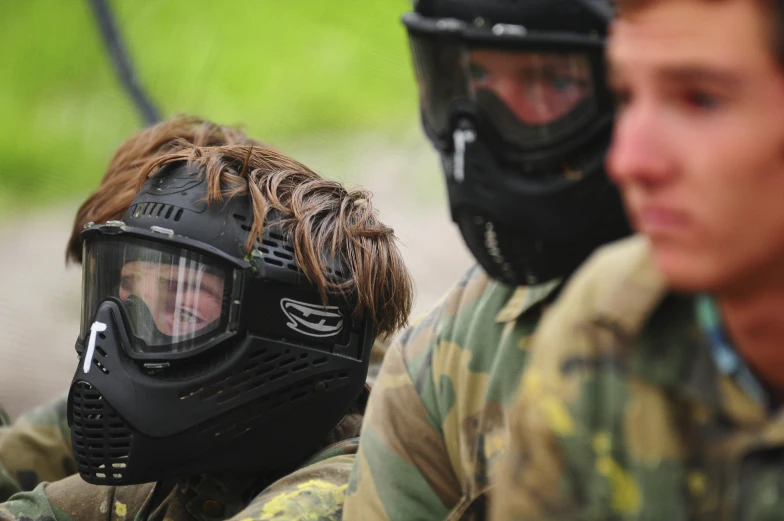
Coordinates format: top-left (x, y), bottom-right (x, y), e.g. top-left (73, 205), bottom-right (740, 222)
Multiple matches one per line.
top-left (69, 161), bottom-right (375, 485)
top-left (403, 0), bottom-right (630, 285)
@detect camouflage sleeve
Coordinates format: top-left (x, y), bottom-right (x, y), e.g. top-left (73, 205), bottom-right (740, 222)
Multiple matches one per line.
top-left (0, 483), bottom-right (71, 521)
top-left (0, 393), bottom-right (74, 499)
top-left (343, 280), bottom-right (473, 521)
top-left (0, 474), bottom-right (159, 521)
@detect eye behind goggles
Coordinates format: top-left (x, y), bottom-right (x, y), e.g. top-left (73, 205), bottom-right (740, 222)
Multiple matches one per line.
top-left (403, 12), bottom-right (613, 159)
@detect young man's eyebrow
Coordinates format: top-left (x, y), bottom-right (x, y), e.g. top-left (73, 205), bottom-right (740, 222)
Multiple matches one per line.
top-left (605, 61), bottom-right (742, 89)
top-left (657, 65), bottom-right (742, 88)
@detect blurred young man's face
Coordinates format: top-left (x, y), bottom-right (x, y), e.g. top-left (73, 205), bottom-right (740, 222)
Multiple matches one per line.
top-left (606, 0), bottom-right (784, 293)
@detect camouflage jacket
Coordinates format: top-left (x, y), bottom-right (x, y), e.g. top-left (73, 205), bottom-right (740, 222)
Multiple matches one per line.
top-left (343, 265), bottom-right (561, 521)
top-left (492, 235), bottom-right (784, 521)
top-left (0, 393), bottom-right (74, 501)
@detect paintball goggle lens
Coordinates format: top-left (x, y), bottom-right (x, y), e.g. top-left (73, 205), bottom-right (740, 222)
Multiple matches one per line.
top-left (80, 236), bottom-right (237, 357)
top-left (405, 15), bottom-right (604, 152)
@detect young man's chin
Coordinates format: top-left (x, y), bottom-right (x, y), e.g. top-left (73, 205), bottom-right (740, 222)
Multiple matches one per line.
top-left (651, 246), bottom-right (724, 293)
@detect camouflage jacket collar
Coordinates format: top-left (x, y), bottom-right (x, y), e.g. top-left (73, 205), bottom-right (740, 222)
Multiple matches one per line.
top-left (494, 278), bottom-right (562, 324)
top-left (591, 238), bottom-right (669, 336)
top-left (588, 237), bottom-right (769, 428)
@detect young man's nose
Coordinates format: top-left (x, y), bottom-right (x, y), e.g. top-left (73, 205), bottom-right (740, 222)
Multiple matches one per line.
top-left (607, 100), bottom-right (673, 188)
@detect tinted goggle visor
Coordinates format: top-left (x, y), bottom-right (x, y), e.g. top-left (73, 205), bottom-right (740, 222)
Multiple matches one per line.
top-left (80, 235), bottom-right (238, 357)
top-left (407, 29), bottom-right (604, 151)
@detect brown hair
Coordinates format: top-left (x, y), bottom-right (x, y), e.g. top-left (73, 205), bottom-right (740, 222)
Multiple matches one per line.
top-left (612, 0), bottom-right (784, 65)
top-left (70, 116), bottom-right (413, 337)
top-left (67, 116), bottom-right (254, 263)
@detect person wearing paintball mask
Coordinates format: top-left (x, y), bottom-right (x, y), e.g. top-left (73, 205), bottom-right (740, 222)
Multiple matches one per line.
top-left (0, 116), bottom-right (413, 521)
top-left (0, 117), bottom-right (254, 502)
top-left (0, 117), bottom-right (400, 511)
top-left (341, 1), bottom-right (630, 520)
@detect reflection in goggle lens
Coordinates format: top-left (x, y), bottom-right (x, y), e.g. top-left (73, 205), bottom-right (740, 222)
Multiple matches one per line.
top-left (118, 259), bottom-right (224, 343)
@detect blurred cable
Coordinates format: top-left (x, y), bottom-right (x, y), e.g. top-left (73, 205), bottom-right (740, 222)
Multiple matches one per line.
top-left (86, 0), bottom-right (162, 126)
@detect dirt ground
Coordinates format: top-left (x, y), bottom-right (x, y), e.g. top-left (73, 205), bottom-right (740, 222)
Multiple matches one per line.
top-left (0, 133), bottom-right (473, 419)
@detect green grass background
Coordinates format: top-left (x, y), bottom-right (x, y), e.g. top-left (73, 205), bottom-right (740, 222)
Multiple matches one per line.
top-left (0, 0), bottom-right (430, 212)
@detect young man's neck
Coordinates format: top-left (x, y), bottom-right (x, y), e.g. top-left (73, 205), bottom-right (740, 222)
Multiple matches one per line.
top-left (719, 276), bottom-right (784, 403)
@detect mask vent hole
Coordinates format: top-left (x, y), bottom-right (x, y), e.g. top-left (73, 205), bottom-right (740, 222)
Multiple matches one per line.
top-left (326, 267), bottom-right (346, 279)
top-left (184, 347), bottom-right (348, 416)
top-left (263, 352), bottom-right (282, 363)
top-left (178, 387), bottom-right (201, 399)
top-left (227, 374), bottom-right (252, 388)
top-left (260, 236), bottom-right (299, 272)
top-left (247, 380), bottom-right (266, 392)
top-left (258, 365), bottom-right (275, 376)
top-left (216, 391), bottom-right (240, 404)
top-left (269, 371), bottom-right (287, 382)
top-left (174, 209), bottom-right (184, 222)
top-left (96, 346), bottom-right (107, 357)
top-left (200, 387), bottom-right (223, 400)
top-left (195, 371), bottom-right (350, 440)
top-left (249, 348), bottom-right (269, 360)
top-left (241, 362), bottom-right (259, 373)
top-left (70, 381), bottom-right (132, 485)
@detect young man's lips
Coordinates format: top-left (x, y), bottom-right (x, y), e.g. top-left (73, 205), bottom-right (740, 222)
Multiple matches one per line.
top-left (636, 206), bottom-right (691, 233)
